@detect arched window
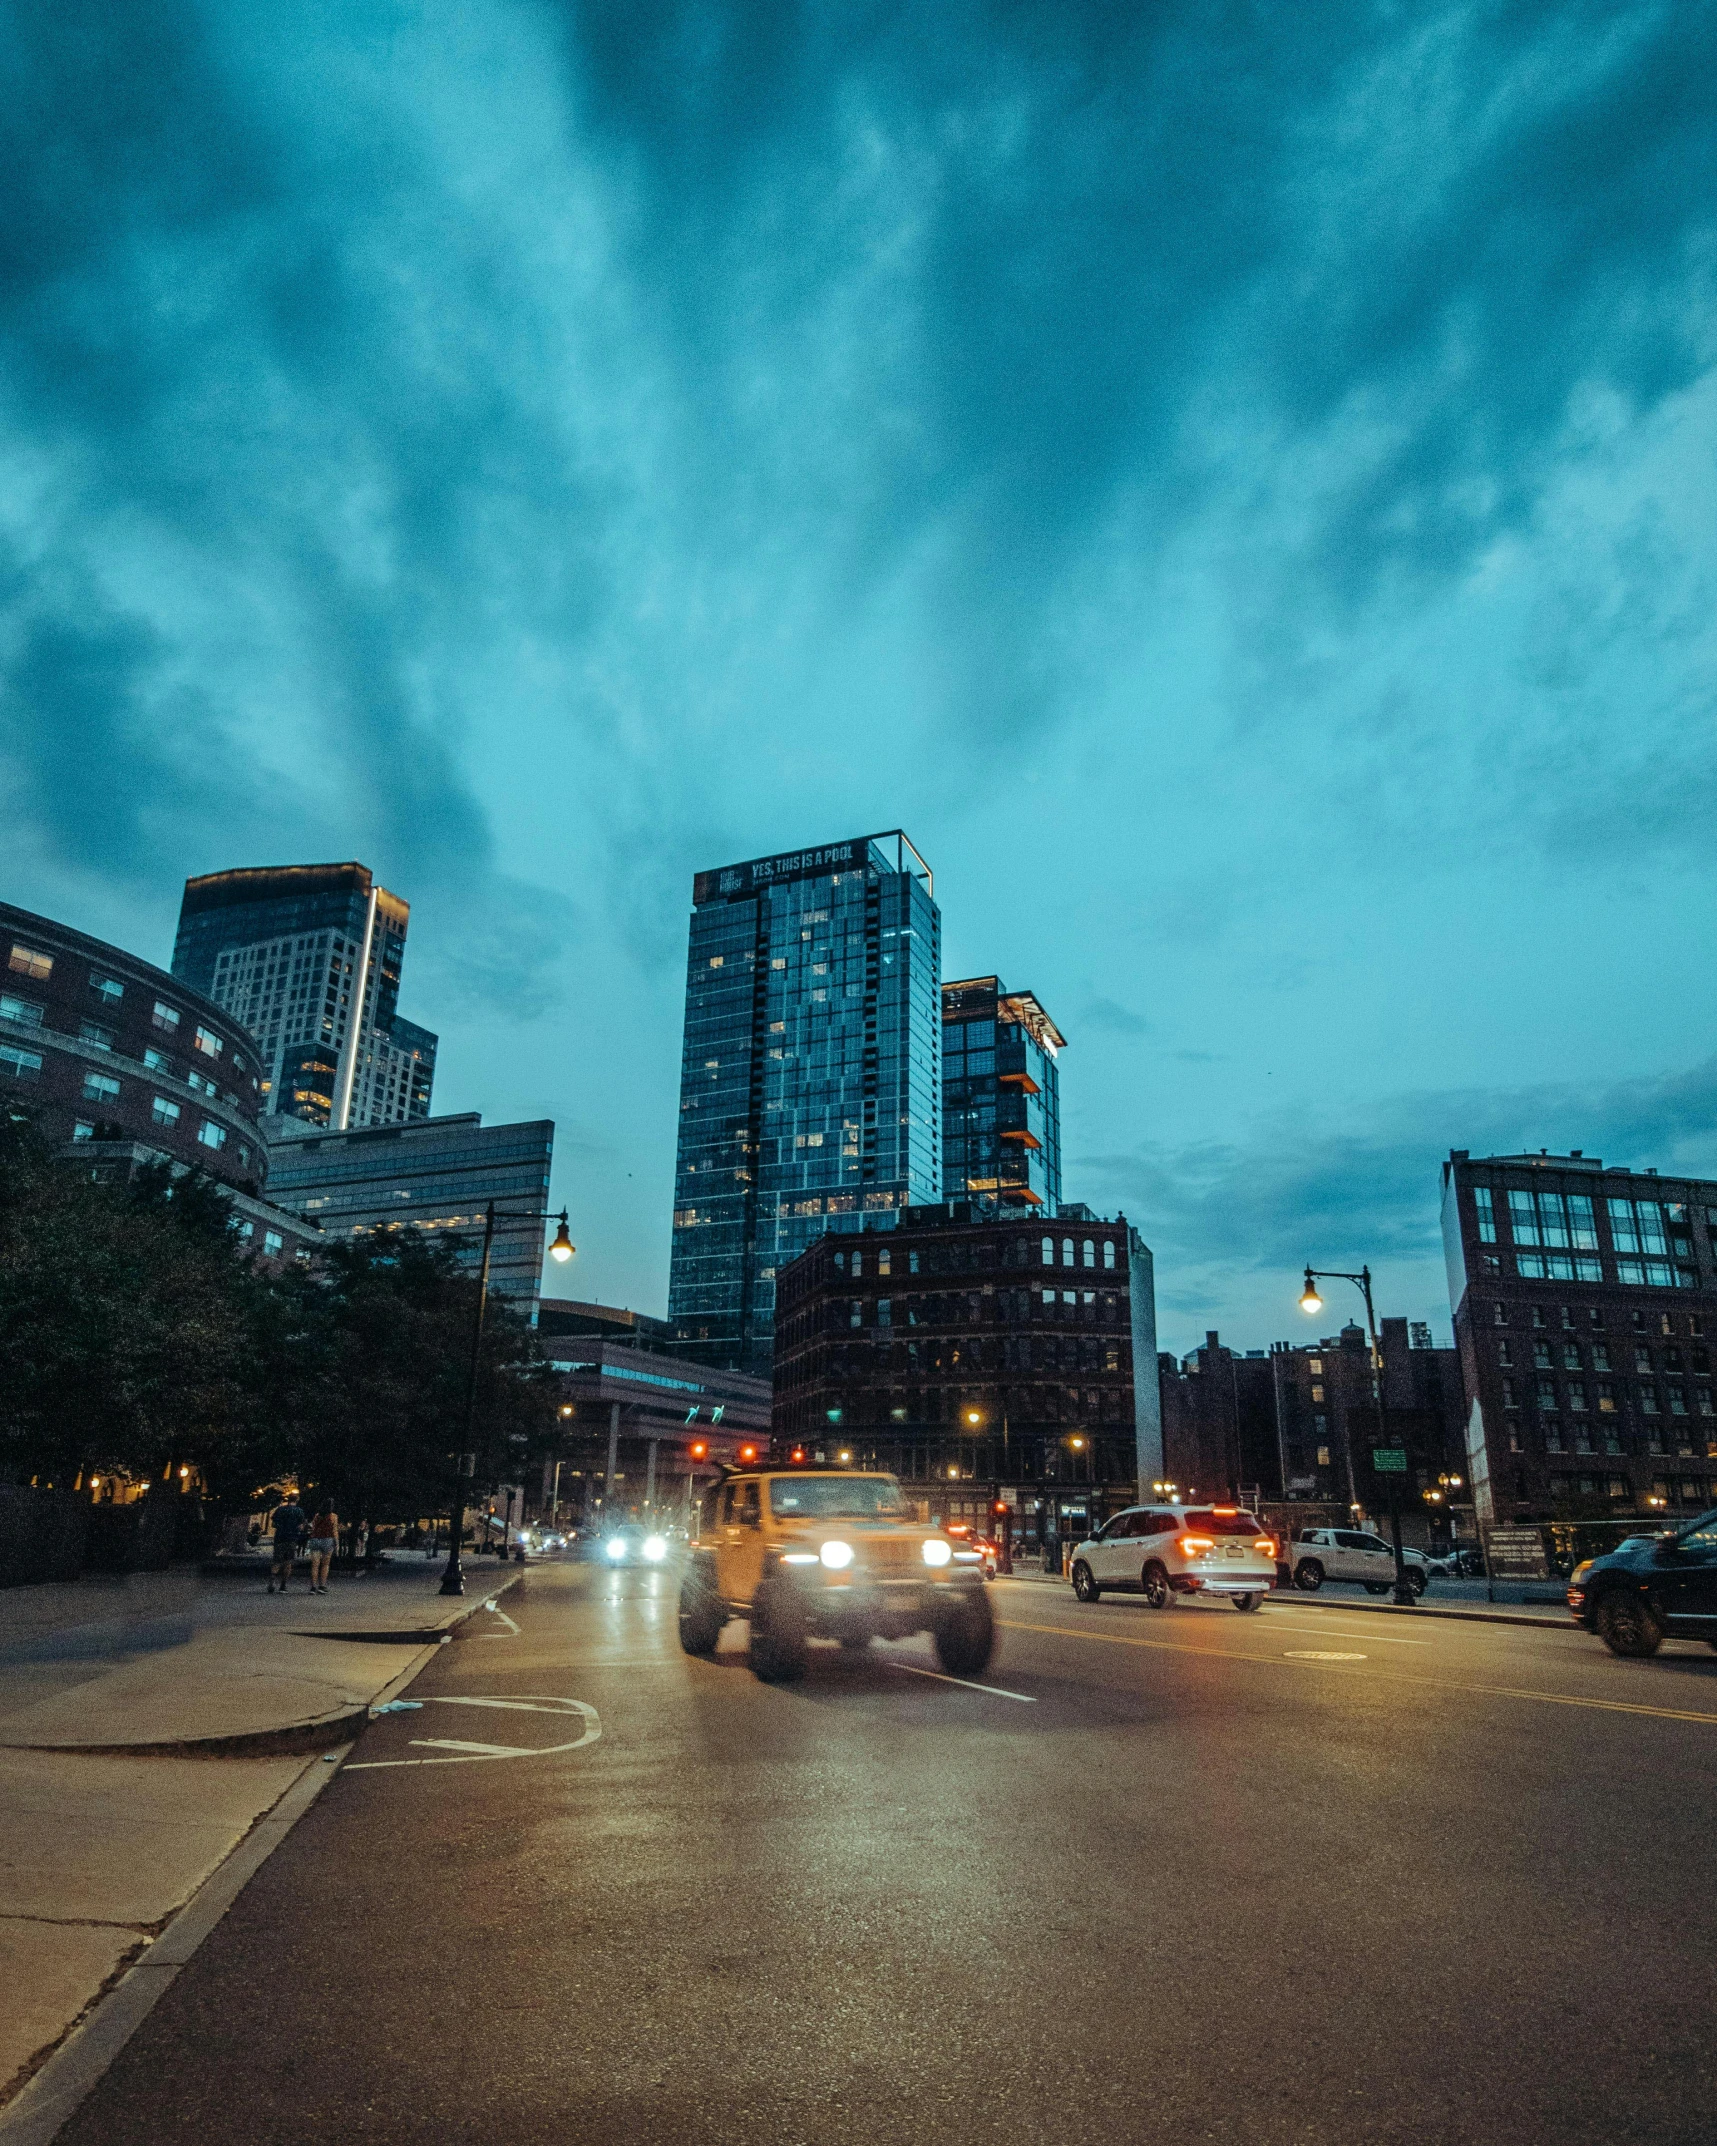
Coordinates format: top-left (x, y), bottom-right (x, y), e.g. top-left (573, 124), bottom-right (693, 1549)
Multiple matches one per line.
top-left (1061, 1238), bottom-right (1075, 1267)
top-left (1041, 1237), bottom-right (1054, 1266)
top-left (1103, 1240), bottom-right (1116, 1270)
top-left (1082, 1239), bottom-right (1096, 1268)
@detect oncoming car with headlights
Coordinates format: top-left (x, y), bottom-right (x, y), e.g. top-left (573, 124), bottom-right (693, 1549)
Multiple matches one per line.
top-left (677, 1469), bottom-right (994, 1683)
top-left (600, 1524), bottom-right (670, 1568)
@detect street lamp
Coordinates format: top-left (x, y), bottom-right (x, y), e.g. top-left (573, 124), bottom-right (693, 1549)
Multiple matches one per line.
top-left (440, 1200), bottom-right (575, 1596)
top-left (1298, 1261), bottom-right (1417, 1607)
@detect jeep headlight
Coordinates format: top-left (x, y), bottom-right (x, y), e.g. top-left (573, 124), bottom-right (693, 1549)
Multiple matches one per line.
top-left (922, 1538), bottom-right (952, 1567)
top-left (642, 1534), bottom-right (668, 1562)
top-left (820, 1539), bottom-right (854, 1570)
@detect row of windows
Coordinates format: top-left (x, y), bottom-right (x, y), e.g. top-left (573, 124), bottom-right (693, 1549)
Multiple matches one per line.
top-left (828, 1234), bottom-right (1117, 1280)
top-left (1499, 1337), bottom-right (1711, 1374)
top-left (1489, 1302), bottom-right (1704, 1338)
top-left (0, 1050), bottom-right (246, 1159)
top-left (3, 974), bottom-right (240, 1075)
top-left (1499, 1375), bottom-right (1714, 1417)
top-left (832, 1290), bottom-right (1127, 1331)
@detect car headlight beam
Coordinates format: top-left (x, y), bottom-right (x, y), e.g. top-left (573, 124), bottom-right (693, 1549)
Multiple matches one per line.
top-left (605, 1538), bottom-right (627, 1561)
top-left (820, 1539), bottom-right (854, 1569)
top-left (922, 1538), bottom-right (952, 1567)
top-left (642, 1534), bottom-right (668, 1562)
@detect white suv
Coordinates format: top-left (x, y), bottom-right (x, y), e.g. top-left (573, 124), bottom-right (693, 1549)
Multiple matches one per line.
top-left (1069, 1507), bottom-right (1277, 1612)
top-left (1289, 1527), bottom-right (1430, 1597)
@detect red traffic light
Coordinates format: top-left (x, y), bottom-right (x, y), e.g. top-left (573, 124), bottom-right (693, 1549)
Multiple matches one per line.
top-left (739, 1444), bottom-right (759, 1463)
top-left (992, 1501), bottom-right (1008, 1515)
top-left (689, 1440), bottom-right (708, 1461)
top-left (790, 1447), bottom-right (805, 1463)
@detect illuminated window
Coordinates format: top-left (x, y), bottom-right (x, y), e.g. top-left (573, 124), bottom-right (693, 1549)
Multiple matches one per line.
top-left (8, 944), bottom-right (52, 980)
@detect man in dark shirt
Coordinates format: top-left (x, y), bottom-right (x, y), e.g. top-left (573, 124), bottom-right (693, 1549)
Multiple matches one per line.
top-left (269, 1498), bottom-right (307, 1595)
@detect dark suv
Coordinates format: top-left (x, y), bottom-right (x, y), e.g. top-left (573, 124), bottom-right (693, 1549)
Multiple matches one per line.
top-left (1568, 1508), bottom-right (1717, 1656)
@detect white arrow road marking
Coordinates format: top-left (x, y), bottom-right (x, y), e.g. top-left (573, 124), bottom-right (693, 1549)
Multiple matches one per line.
top-left (411, 1738), bottom-right (529, 1757)
top-left (344, 1695), bottom-right (601, 1770)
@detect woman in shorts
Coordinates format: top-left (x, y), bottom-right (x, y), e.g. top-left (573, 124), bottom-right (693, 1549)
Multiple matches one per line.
top-left (307, 1502), bottom-right (339, 1594)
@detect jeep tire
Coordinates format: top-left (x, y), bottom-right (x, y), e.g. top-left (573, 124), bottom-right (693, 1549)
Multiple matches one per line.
top-left (750, 1577), bottom-right (810, 1683)
top-left (1071, 1560), bottom-right (1101, 1603)
top-left (934, 1586), bottom-right (995, 1678)
top-left (677, 1559), bottom-right (725, 1657)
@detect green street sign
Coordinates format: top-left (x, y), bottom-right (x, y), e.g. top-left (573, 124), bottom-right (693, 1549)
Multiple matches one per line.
top-left (1371, 1446), bottom-right (1408, 1474)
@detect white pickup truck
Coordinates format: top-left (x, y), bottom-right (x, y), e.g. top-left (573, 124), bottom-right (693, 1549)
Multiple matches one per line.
top-left (1289, 1526), bottom-right (1432, 1597)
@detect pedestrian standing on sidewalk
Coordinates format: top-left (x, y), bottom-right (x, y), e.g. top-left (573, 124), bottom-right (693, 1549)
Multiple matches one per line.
top-left (268, 1496), bottom-right (307, 1594)
top-left (307, 1501), bottom-right (339, 1594)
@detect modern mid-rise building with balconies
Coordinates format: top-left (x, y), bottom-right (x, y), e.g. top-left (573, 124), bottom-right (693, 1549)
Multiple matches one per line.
top-left (940, 975), bottom-right (1063, 1210)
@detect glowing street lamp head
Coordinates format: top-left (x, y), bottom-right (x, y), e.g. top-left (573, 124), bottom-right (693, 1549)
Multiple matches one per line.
top-left (1299, 1268), bottom-right (1323, 1316)
top-left (549, 1213), bottom-right (575, 1264)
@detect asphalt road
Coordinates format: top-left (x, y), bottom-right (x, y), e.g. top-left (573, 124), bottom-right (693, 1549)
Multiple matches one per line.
top-left (54, 1562), bottom-right (1717, 2145)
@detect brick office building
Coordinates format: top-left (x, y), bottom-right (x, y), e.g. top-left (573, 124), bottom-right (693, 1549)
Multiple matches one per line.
top-left (1159, 1322), bottom-right (1466, 1524)
top-left (1443, 1149), bottom-right (1717, 1522)
top-left (771, 1202), bottom-right (1160, 1544)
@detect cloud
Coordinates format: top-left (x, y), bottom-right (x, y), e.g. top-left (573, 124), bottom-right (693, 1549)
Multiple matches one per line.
top-left (1080, 1054), bottom-right (1717, 1348)
top-left (1080, 995), bottom-right (1150, 1038)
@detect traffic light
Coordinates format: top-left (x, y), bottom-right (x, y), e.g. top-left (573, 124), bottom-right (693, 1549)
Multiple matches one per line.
top-left (791, 1447), bottom-right (805, 1464)
top-left (689, 1440), bottom-right (708, 1462)
top-left (739, 1443), bottom-right (758, 1463)
top-left (993, 1500), bottom-right (1008, 1517)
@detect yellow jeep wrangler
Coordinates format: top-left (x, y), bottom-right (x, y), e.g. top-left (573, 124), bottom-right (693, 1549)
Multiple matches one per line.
top-left (678, 1468), bottom-right (995, 1683)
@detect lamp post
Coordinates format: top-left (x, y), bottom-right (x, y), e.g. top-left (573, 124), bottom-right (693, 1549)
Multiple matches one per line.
top-left (1299, 1263), bottom-right (1417, 1607)
top-left (440, 1202), bottom-right (575, 1597)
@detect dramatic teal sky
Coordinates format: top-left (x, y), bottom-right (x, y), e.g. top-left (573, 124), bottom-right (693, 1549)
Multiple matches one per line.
top-left (4, 3), bottom-right (1715, 1353)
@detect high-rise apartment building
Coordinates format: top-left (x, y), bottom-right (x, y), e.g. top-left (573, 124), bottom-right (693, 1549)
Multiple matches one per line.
top-left (669, 832), bottom-right (941, 1375)
top-left (172, 864), bottom-right (437, 1131)
top-left (940, 975), bottom-right (1063, 1209)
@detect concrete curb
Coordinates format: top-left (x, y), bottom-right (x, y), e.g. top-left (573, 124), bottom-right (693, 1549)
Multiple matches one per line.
top-left (997, 1571), bottom-right (1571, 1633)
top-left (0, 1574), bottom-right (523, 1759)
top-left (1259, 1594), bottom-right (1573, 1633)
top-left (0, 1753), bottom-right (341, 2145)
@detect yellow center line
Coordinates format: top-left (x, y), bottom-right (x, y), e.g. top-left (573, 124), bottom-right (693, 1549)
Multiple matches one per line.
top-left (996, 1617), bottom-right (1717, 1727)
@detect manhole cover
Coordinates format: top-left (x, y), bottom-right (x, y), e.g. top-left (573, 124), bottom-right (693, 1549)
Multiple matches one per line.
top-left (1283, 1649), bottom-right (1366, 1661)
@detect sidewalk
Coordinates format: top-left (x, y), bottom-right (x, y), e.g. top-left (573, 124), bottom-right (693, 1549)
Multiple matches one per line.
top-left (0, 1558), bottom-right (520, 2109)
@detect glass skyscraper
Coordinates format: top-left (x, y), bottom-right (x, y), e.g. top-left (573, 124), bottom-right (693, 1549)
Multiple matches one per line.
top-left (941, 976), bottom-right (1064, 1211)
top-left (172, 863), bottom-right (437, 1131)
top-left (669, 832), bottom-right (941, 1374)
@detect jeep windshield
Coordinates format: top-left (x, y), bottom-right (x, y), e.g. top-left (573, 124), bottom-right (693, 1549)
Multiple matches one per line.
top-left (769, 1476), bottom-right (912, 1522)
